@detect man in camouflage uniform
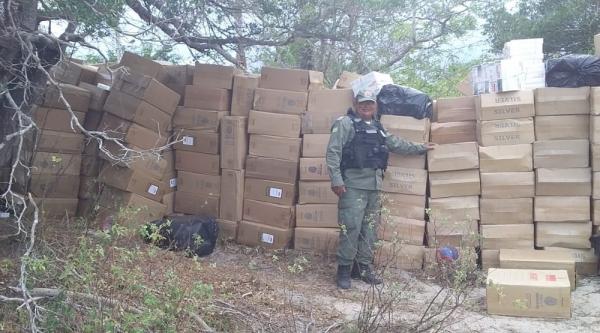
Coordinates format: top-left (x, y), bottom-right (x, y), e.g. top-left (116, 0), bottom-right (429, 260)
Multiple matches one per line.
top-left (326, 90), bottom-right (434, 289)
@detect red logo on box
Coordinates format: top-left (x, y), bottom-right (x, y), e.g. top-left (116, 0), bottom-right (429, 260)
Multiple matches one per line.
top-left (546, 275), bottom-right (556, 282)
top-left (529, 272), bottom-right (538, 281)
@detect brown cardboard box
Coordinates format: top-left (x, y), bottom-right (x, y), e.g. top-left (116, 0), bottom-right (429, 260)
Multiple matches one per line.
top-left (301, 113), bottom-right (344, 134)
top-left (163, 64), bottom-right (193, 105)
top-left (479, 144), bottom-right (533, 172)
top-left (236, 220), bottom-right (293, 249)
top-left (51, 61), bottom-right (97, 85)
top-left (103, 90), bottom-right (171, 133)
top-left (113, 72), bottom-right (179, 114)
top-left (436, 96), bottom-right (476, 122)
top-left (30, 174), bottom-right (80, 198)
top-left (534, 87), bottom-right (590, 116)
top-left (592, 87), bottom-right (600, 115)
top-left (476, 90), bottom-right (535, 120)
top-left (248, 110), bottom-right (301, 137)
top-left (245, 156), bottom-right (298, 183)
top-left (295, 204), bottom-right (338, 228)
top-left (381, 193), bottom-right (426, 220)
top-left (535, 222), bottom-right (592, 249)
top-left (78, 82), bottom-right (109, 112)
top-left (244, 178), bottom-right (296, 206)
top-left (426, 219), bottom-right (479, 247)
top-left (543, 247), bottom-right (599, 275)
top-left (173, 129), bottom-right (219, 154)
top-left (382, 167), bottom-right (427, 195)
top-left (427, 142), bottom-right (478, 172)
top-left (480, 198), bottom-right (533, 225)
top-left (302, 134), bottom-right (330, 157)
top-left (231, 74), bottom-right (259, 116)
top-left (193, 63), bottom-right (235, 89)
top-left (482, 249), bottom-right (500, 270)
top-left (83, 110), bottom-right (103, 131)
top-left (380, 115), bottom-right (430, 143)
top-left (480, 172), bottom-right (535, 198)
top-left (98, 143), bottom-right (169, 180)
top-left (243, 199), bottom-right (295, 228)
top-left (298, 181), bottom-right (338, 204)
top-left (533, 140), bottom-right (589, 168)
top-left (480, 224), bottom-right (534, 249)
top-left (299, 158), bottom-right (329, 181)
top-left (334, 71), bottom-right (360, 89)
top-left (593, 145), bottom-right (600, 171)
top-left (259, 66), bottom-right (315, 92)
top-left (78, 176), bottom-right (100, 199)
top-left (43, 84), bottom-right (91, 111)
top-left (36, 130), bottom-right (84, 154)
top-left (499, 249), bottom-right (576, 290)
top-left (119, 51), bottom-right (166, 82)
top-left (184, 86), bottom-right (231, 111)
top-left (176, 171), bottom-right (221, 196)
top-left (534, 196), bottom-right (590, 222)
top-left (172, 108), bottom-right (227, 131)
top-left (486, 268), bottom-right (571, 319)
top-left (428, 196), bottom-right (480, 221)
top-left (477, 117), bottom-right (535, 146)
top-left (175, 151), bottom-right (220, 175)
top-left (99, 165), bottom-right (164, 202)
top-left (430, 121), bottom-right (476, 144)
top-left (302, 89), bottom-right (354, 134)
top-left (374, 242), bottom-right (424, 270)
top-left (294, 228), bottom-right (339, 254)
top-left (174, 191), bottom-right (219, 216)
top-left (219, 169), bottom-right (244, 222)
top-left (98, 113), bottom-right (168, 149)
top-left (591, 115), bottom-right (600, 144)
top-left (428, 169), bottom-right (480, 199)
top-left (221, 116), bottom-right (248, 170)
top-left (216, 219), bottom-right (238, 240)
top-left (536, 168), bottom-right (592, 196)
top-left (34, 197), bottom-right (79, 220)
top-left (248, 135), bottom-right (302, 161)
top-left (80, 154), bottom-right (104, 177)
top-left (388, 154), bottom-right (426, 169)
top-left (97, 186), bottom-right (166, 222)
top-left (253, 88), bottom-right (308, 115)
top-left (594, 199), bottom-right (600, 226)
top-left (379, 216), bottom-right (425, 245)
top-left (31, 152), bottom-right (81, 176)
top-left (536, 115), bottom-right (589, 140)
top-left (163, 191), bottom-right (174, 215)
top-left (33, 107), bottom-right (86, 132)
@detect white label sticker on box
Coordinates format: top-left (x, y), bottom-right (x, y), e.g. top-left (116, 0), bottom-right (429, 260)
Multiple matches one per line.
top-left (268, 187), bottom-right (283, 198)
top-left (0, 212), bottom-right (9, 218)
top-left (182, 136), bottom-right (194, 146)
top-left (261, 233), bottom-right (274, 244)
top-left (169, 178), bottom-right (177, 188)
top-left (147, 185), bottom-right (159, 195)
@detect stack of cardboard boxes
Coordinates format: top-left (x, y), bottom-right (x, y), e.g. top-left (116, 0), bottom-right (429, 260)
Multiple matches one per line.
top-left (593, 88), bottom-right (600, 238)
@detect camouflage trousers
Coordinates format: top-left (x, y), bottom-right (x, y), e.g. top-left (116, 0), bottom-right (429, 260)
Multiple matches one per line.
top-left (337, 187), bottom-right (381, 266)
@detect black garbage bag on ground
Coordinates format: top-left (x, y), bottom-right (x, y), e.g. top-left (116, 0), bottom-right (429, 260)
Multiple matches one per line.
top-left (545, 55), bottom-right (600, 88)
top-left (376, 84), bottom-right (433, 120)
top-left (591, 234), bottom-right (600, 256)
top-left (142, 215), bottom-right (219, 257)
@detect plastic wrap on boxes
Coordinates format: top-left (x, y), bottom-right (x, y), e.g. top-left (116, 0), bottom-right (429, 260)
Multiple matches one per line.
top-left (546, 55), bottom-right (600, 88)
top-left (350, 71), bottom-right (393, 97)
top-left (376, 85), bottom-right (433, 119)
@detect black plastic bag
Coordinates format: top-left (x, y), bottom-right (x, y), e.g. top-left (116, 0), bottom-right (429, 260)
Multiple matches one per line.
top-left (376, 84), bottom-right (432, 119)
top-left (545, 55), bottom-right (600, 88)
top-left (142, 215), bottom-right (219, 257)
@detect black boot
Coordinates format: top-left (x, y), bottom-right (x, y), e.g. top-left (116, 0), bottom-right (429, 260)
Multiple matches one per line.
top-left (351, 261), bottom-right (361, 279)
top-left (356, 263), bottom-right (383, 285)
top-left (336, 265), bottom-right (352, 289)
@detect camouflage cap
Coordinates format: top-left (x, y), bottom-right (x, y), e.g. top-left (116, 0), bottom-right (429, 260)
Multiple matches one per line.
top-left (356, 90), bottom-right (377, 103)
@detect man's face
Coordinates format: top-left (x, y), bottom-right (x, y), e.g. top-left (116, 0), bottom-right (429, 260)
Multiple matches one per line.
top-left (356, 100), bottom-right (377, 120)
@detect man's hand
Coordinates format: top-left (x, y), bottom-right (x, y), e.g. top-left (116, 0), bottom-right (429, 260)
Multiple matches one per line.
top-left (331, 185), bottom-right (347, 197)
top-left (424, 142), bottom-right (437, 150)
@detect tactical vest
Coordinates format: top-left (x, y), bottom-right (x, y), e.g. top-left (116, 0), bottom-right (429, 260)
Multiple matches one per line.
top-left (340, 113), bottom-right (389, 172)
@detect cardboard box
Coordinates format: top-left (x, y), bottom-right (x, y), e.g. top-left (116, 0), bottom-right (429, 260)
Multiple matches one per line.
top-left (99, 165), bottom-right (164, 202)
top-left (184, 86), bottom-right (231, 111)
top-left (118, 51), bottom-right (166, 82)
top-left (595, 199), bottom-right (600, 226)
top-left (374, 242), bottom-right (424, 270)
top-left (388, 154), bottom-right (426, 169)
top-left (36, 130), bottom-right (84, 154)
top-left (83, 110), bottom-right (103, 132)
top-left (173, 129), bottom-right (219, 154)
top-left (428, 169), bottom-right (480, 199)
top-left (428, 196), bottom-right (480, 222)
top-left (535, 168), bottom-right (592, 196)
top-left (30, 174), bottom-right (80, 198)
top-left (113, 72), bottom-right (179, 114)
top-left (259, 66), bottom-right (317, 92)
top-left (435, 96), bottom-right (476, 122)
top-left (426, 219), bottom-right (479, 248)
top-left (299, 158), bottom-right (329, 181)
top-left (427, 142), bottom-right (478, 172)
top-left (172, 108), bottom-right (227, 131)
top-left (33, 107), bottom-right (86, 132)
top-left (534, 87), bottom-right (590, 116)
top-left (80, 153), bottom-right (103, 177)
top-left (381, 193), bottom-right (426, 220)
top-left (499, 249), bottom-right (576, 290)
top-left (480, 224), bottom-right (534, 249)
top-left (476, 90), bottom-right (535, 120)
top-left (216, 219), bottom-right (238, 240)
top-left (51, 61), bottom-right (97, 85)
top-left (31, 152), bottom-right (81, 176)
top-left (248, 135), bottom-right (302, 161)
top-left (295, 204), bottom-right (338, 228)
top-left (480, 198), bottom-right (533, 225)
top-left (593, 144), bottom-right (600, 171)
top-left (298, 181), bottom-right (338, 204)
top-left (43, 84), bottom-right (91, 112)
top-left (535, 222), bottom-right (592, 249)
top-left (220, 116), bottom-right (248, 170)
top-left (533, 140), bottom-right (589, 168)
top-left (302, 89), bottom-right (354, 134)
top-left (97, 186), bottom-right (166, 222)
top-left (253, 88), bottom-right (307, 115)
top-left (219, 169), bottom-right (244, 222)
top-left (176, 171), bottom-right (220, 196)
top-left (163, 64), bottom-right (193, 105)
top-left (430, 121), bottom-right (476, 144)
top-left (244, 178), bottom-right (296, 205)
top-left (592, 87), bottom-right (600, 115)
top-left (34, 197), bottom-right (79, 220)
top-left (482, 249), bottom-right (500, 270)
top-left (98, 143), bottom-right (169, 180)
top-left (78, 82), bottom-right (109, 112)
top-left (231, 74), bottom-right (259, 116)
top-left (174, 191), bottom-right (219, 216)
top-left (479, 144), bottom-right (533, 172)
top-left (236, 220), bottom-right (294, 249)
top-left (302, 134), bottom-right (330, 157)
top-left (248, 111), bottom-right (301, 138)
top-left (245, 156), bottom-right (298, 183)
top-left (98, 113), bottom-right (168, 149)
top-left (78, 176), bottom-right (100, 199)
top-left (103, 90), bottom-right (171, 133)
top-left (334, 71), bottom-right (361, 89)
top-left (163, 191), bottom-right (174, 215)
top-left (174, 151), bottom-right (220, 175)
top-left (591, 115), bottom-right (600, 144)
top-left (486, 268), bottom-right (571, 319)
top-left (380, 115), bottom-right (430, 143)
top-left (534, 196), bottom-right (590, 222)
top-left (301, 113), bottom-right (342, 134)
top-left (535, 115), bottom-right (589, 140)
top-left (382, 167), bottom-right (427, 195)
top-left (477, 117), bottom-right (535, 146)
top-left (379, 216), bottom-right (425, 245)
top-left (294, 228), bottom-right (339, 254)
top-left (243, 199), bottom-right (295, 228)
top-left (193, 63), bottom-right (235, 89)
top-left (543, 247), bottom-right (599, 275)
top-left (480, 172), bottom-right (535, 198)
